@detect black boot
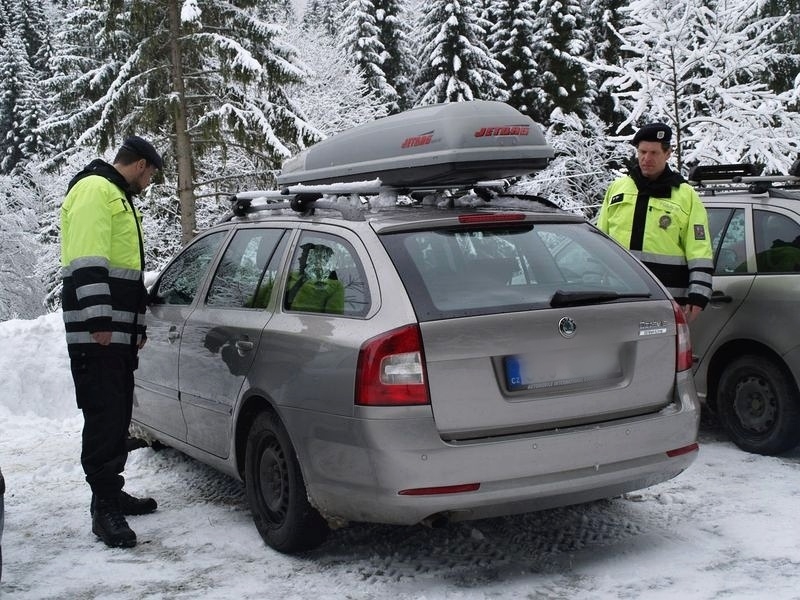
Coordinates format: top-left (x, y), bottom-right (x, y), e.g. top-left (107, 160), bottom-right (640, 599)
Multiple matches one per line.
top-left (92, 491), bottom-right (157, 516)
top-left (119, 490), bottom-right (157, 515)
top-left (92, 496), bottom-right (136, 548)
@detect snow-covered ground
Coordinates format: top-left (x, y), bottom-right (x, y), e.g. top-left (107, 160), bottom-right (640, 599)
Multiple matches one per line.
top-left (1, 312), bottom-right (799, 599)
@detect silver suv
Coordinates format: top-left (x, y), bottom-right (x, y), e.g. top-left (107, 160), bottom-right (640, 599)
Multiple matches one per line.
top-left (132, 102), bottom-right (700, 553)
top-left (688, 162), bottom-right (800, 455)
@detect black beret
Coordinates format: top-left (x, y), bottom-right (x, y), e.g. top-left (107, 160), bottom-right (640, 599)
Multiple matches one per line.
top-left (631, 123), bottom-right (672, 146)
top-left (121, 135), bottom-right (163, 169)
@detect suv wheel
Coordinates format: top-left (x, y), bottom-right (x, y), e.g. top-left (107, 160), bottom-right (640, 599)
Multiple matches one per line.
top-left (717, 355), bottom-right (800, 455)
top-left (244, 411), bottom-right (329, 553)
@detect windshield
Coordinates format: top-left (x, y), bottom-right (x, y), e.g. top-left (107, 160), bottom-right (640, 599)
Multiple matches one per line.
top-left (380, 221), bottom-right (665, 320)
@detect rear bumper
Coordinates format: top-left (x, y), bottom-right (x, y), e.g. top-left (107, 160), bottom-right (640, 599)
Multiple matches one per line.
top-left (288, 371), bottom-right (701, 525)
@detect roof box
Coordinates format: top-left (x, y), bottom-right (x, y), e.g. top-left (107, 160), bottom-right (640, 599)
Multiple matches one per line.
top-left (277, 101), bottom-right (554, 189)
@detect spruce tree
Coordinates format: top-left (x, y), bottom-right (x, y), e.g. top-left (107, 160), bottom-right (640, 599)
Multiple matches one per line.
top-left (374, 0), bottom-right (417, 112)
top-left (488, 0), bottom-right (540, 117)
top-left (340, 0), bottom-right (399, 111)
top-left (584, 0), bottom-right (630, 133)
top-left (415, 0), bottom-right (507, 104)
top-left (527, 0), bottom-right (590, 126)
top-left (41, 0), bottom-right (317, 244)
top-left (0, 27), bottom-right (42, 174)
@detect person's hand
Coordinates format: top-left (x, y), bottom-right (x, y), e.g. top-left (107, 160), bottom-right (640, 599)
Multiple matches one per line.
top-left (138, 337), bottom-right (147, 350)
top-left (91, 331), bottom-right (112, 346)
top-left (682, 304), bottom-right (702, 324)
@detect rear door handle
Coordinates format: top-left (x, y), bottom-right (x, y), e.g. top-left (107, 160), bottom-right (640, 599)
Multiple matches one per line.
top-left (709, 291), bottom-right (732, 304)
top-left (167, 326), bottom-right (180, 342)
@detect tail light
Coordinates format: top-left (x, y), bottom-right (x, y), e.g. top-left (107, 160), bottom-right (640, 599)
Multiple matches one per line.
top-left (356, 324), bottom-right (431, 406)
top-left (672, 301), bottom-right (693, 372)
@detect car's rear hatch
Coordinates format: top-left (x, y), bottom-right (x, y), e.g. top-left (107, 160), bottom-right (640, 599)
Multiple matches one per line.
top-left (378, 213), bottom-right (677, 440)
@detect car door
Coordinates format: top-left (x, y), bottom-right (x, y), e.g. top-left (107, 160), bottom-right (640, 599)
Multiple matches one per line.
top-left (134, 230), bottom-right (230, 441)
top-left (690, 206), bottom-right (755, 385)
top-left (178, 227), bottom-right (289, 458)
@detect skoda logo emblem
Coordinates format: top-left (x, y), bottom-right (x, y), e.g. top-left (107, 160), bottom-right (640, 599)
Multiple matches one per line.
top-left (558, 317), bottom-right (577, 338)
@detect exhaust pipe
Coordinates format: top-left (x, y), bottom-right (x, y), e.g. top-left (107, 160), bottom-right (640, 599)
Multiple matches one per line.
top-left (420, 513), bottom-right (450, 529)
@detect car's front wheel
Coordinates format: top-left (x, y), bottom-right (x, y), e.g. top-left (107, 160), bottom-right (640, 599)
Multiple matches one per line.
top-left (717, 355), bottom-right (800, 455)
top-left (244, 411), bottom-right (329, 553)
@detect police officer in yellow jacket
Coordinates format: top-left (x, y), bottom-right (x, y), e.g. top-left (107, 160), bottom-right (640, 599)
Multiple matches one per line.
top-left (61, 136), bottom-right (162, 548)
top-left (597, 123), bottom-right (713, 323)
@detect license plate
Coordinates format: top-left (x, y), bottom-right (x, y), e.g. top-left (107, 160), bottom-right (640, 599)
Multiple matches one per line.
top-left (504, 350), bottom-right (621, 391)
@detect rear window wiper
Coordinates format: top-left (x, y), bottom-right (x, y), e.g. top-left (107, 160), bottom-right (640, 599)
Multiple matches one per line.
top-left (549, 289), bottom-right (652, 307)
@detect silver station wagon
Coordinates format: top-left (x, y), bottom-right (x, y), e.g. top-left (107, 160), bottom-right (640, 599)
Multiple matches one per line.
top-left (132, 101), bottom-right (700, 553)
top-left (688, 162), bottom-right (800, 455)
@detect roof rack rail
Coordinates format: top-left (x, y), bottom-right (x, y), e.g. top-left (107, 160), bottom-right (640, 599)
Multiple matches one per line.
top-left (220, 178), bottom-right (520, 222)
top-left (688, 162), bottom-right (800, 194)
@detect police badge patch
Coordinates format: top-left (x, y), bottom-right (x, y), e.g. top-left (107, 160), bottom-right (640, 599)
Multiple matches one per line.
top-left (694, 224), bottom-right (706, 240)
top-left (659, 215), bottom-right (671, 229)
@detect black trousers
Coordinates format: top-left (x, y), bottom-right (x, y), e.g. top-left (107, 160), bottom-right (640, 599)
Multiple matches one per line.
top-left (69, 352), bottom-right (136, 498)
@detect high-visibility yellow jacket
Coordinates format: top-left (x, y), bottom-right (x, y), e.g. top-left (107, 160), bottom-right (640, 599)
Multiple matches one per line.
top-left (597, 172), bottom-right (713, 308)
top-left (60, 160), bottom-right (148, 357)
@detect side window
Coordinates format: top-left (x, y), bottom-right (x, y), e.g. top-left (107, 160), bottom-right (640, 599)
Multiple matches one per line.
top-left (754, 210), bottom-right (800, 273)
top-left (206, 228), bottom-right (285, 308)
top-left (708, 208), bottom-right (747, 274)
top-left (152, 231), bottom-right (227, 305)
top-left (284, 235), bottom-right (370, 317)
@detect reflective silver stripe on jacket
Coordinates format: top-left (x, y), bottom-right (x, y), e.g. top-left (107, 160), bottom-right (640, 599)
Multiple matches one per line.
top-left (63, 309), bottom-right (142, 324)
top-left (688, 258), bottom-right (714, 271)
top-left (62, 256), bottom-right (110, 275)
top-left (629, 250), bottom-right (687, 266)
top-left (109, 267), bottom-right (143, 280)
top-left (65, 331), bottom-right (137, 345)
top-left (76, 282), bottom-right (111, 300)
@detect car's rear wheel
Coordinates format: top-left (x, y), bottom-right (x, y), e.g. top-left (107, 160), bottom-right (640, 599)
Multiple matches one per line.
top-left (717, 355), bottom-right (800, 455)
top-left (244, 411), bottom-right (329, 553)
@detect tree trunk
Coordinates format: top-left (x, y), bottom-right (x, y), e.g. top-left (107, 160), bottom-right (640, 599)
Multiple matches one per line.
top-left (168, 0), bottom-right (196, 245)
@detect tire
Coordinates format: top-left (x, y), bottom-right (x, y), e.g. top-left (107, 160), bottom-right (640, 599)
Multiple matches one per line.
top-left (717, 355), bottom-right (800, 455)
top-left (244, 411), bottom-right (329, 553)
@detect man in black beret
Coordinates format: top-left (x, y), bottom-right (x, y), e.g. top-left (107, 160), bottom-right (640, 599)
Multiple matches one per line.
top-left (60, 135), bottom-right (163, 548)
top-left (597, 123), bottom-right (713, 323)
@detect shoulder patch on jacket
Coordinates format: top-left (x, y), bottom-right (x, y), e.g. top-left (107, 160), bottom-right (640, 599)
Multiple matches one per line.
top-left (610, 193), bottom-right (624, 205)
top-left (694, 224), bottom-right (706, 240)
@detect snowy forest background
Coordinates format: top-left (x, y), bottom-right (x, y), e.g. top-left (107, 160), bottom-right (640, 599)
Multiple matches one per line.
top-left (0, 0), bottom-right (798, 321)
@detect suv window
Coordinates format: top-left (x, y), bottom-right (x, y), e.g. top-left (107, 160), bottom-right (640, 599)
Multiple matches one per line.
top-left (283, 234), bottom-right (371, 317)
top-left (206, 228), bottom-right (286, 309)
top-left (708, 208), bottom-right (747, 274)
top-left (754, 210), bottom-right (800, 273)
top-left (152, 231), bottom-right (227, 305)
top-left (382, 222), bottom-right (662, 320)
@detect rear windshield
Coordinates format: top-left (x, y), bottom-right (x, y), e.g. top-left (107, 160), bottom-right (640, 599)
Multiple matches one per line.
top-left (380, 221), bottom-right (665, 320)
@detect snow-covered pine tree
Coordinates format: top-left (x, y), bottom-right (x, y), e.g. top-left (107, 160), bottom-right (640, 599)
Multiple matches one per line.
top-left (604, 0), bottom-right (800, 174)
top-left (40, 0), bottom-right (318, 244)
top-left (340, 0), bottom-right (399, 112)
top-left (759, 0), bottom-right (800, 107)
top-left (527, 0), bottom-right (591, 127)
top-left (583, 0), bottom-right (630, 133)
top-left (0, 26), bottom-right (42, 174)
top-left (8, 0), bottom-right (53, 74)
top-left (414, 0), bottom-right (507, 104)
top-left (487, 0), bottom-right (540, 117)
top-left (374, 0), bottom-right (417, 112)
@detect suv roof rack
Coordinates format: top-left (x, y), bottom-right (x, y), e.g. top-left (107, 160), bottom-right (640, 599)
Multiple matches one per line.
top-left (221, 178), bottom-right (548, 222)
top-left (688, 160), bottom-right (800, 194)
